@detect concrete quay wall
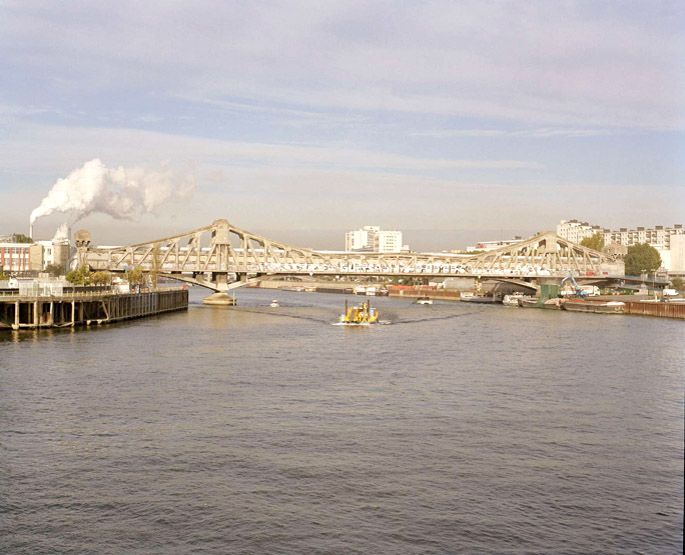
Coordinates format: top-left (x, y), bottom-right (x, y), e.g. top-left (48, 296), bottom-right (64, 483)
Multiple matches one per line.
top-left (389, 287), bottom-right (461, 301)
top-left (0, 288), bottom-right (188, 330)
top-left (625, 301), bottom-right (685, 319)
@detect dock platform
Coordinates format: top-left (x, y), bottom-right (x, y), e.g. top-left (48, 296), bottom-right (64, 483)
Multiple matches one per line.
top-left (0, 288), bottom-right (189, 330)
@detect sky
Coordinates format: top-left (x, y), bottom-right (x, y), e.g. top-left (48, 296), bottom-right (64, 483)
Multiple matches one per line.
top-left (1, 1), bottom-right (684, 250)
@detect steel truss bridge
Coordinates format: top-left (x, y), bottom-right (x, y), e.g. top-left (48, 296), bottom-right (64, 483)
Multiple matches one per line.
top-left (79, 218), bottom-right (626, 292)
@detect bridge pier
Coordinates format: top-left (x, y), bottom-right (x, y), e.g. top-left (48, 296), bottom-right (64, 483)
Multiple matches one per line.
top-left (210, 272), bottom-right (231, 292)
top-left (202, 292), bottom-right (237, 306)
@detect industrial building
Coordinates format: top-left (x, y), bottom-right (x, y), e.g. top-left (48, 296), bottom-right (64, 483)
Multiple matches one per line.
top-left (0, 242), bottom-right (39, 273)
top-left (0, 226), bottom-right (71, 275)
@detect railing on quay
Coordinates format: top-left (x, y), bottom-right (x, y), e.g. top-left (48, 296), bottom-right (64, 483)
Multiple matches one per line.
top-left (0, 286), bottom-right (187, 300)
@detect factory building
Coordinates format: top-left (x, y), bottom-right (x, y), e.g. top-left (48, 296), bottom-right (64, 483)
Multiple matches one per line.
top-left (0, 226), bottom-right (72, 275)
top-left (0, 242), bottom-right (41, 273)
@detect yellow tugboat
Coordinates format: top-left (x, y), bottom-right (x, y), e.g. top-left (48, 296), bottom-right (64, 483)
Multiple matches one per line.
top-left (336, 300), bottom-right (380, 326)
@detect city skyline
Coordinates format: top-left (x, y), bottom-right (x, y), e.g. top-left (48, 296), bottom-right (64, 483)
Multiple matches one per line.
top-left (1, 2), bottom-right (684, 249)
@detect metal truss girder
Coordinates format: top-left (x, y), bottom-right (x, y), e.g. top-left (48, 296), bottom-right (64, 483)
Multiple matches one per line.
top-left (82, 223), bottom-right (619, 291)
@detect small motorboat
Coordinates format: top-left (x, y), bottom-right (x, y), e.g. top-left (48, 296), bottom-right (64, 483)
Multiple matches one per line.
top-left (269, 299), bottom-right (280, 307)
top-left (415, 296), bottom-right (433, 305)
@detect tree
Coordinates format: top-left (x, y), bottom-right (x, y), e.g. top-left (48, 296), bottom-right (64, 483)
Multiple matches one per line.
top-left (580, 233), bottom-right (605, 251)
top-left (11, 233), bottom-right (33, 243)
top-left (624, 243), bottom-right (661, 276)
top-left (44, 263), bottom-right (66, 276)
top-left (65, 265), bottom-right (92, 285)
top-left (670, 277), bottom-right (683, 291)
top-left (91, 271), bottom-right (112, 285)
top-left (0, 270), bottom-right (8, 280)
top-left (126, 266), bottom-right (145, 286)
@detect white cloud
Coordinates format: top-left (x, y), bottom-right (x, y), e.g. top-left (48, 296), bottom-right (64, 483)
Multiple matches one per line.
top-left (1, 1), bottom-right (683, 129)
top-left (0, 123), bottom-right (543, 175)
top-left (412, 127), bottom-right (617, 139)
top-left (1, 2), bottom-right (683, 245)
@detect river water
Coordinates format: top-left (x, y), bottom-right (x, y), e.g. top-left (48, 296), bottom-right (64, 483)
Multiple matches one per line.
top-left (1, 288), bottom-right (683, 554)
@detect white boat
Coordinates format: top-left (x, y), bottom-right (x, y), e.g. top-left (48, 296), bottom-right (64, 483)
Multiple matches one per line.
top-left (415, 296), bottom-right (433, 305)
top-left (269, 300), bottom-right (280, 307)
top-left (503, 293), bottom-right (529, 306)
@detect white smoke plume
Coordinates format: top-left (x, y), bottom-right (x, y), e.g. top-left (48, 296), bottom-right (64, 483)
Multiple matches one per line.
top-left (30, 159), bottom-right (195, 225)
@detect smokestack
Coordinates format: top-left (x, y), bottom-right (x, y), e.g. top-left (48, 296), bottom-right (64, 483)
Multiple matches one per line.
top-left (29, 221), bottom-right (34, 242)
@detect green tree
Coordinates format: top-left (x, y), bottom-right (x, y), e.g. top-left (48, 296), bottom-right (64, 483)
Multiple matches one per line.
top-left (12, 233), bottom-right (33, 243)
top-left (624, 243), bottom-right (661, 276)
top-left (126, 266), bottom-right (145, 286)
top-left (0, 270), bottom-right (8, 280)
top-left (44, 263), bottom-right (66, 276)
top-left (91, 271), bottom-right (112, 285)
top-left (65, 265), bottom-right (92, 285)
top-left (670, 277), bottom-right (683, 291)
top-left (580, 233), bottom-right (605, 251)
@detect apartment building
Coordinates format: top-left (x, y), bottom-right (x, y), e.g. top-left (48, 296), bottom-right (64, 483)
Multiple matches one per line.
top-left (557, 220), bottom-right (685, 271)
top-left (345, 226), bottom-right (405, 253)
top-left (555, 220), bottom-right (603, 244)
top-left (602, 225), bottom-right (683, 251)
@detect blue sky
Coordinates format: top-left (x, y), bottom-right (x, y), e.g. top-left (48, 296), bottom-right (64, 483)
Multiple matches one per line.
top-left (1, 1), bottom-right (684, 249)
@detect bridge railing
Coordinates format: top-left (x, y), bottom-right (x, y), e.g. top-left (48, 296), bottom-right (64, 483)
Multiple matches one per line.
top-left (87, 257), bottom-right (612, 278)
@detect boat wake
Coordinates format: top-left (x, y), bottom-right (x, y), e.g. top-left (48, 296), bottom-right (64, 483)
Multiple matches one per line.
top-left (389, 310), bottom-right (485, 325)
top-left (331, 320), bottom-right (392, 326)
top-left (217, 305), bottom-right (484, 326)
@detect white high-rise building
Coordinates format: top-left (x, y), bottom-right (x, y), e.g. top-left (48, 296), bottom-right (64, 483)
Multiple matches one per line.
top-left (345, 226), bottom-right (404, 253)
top-left (345, 226), bottom-right (378, 251)
top-left (556, 220), bottom-right (602, 243)
top-left (376, 231), bottom-right (402, 253)
top-left (666, 234), bottom-right (685, 275)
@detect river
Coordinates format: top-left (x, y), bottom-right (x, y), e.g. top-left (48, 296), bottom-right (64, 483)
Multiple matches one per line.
top-left (1, 288), bottom-right (683, 554)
